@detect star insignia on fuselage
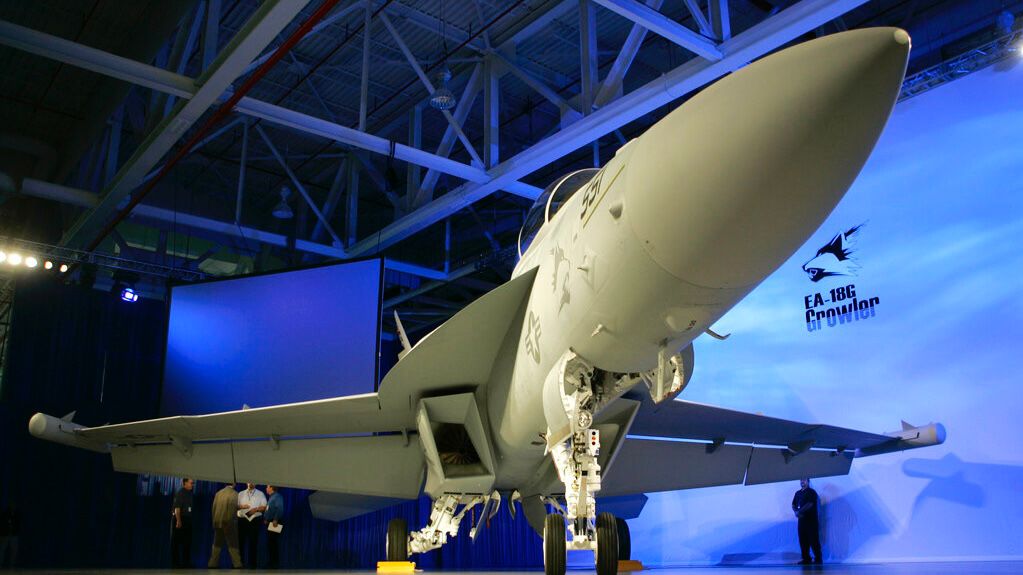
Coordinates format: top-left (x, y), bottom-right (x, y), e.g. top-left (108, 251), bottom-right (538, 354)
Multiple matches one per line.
top-left (524, 310), bottom-right (542, 364)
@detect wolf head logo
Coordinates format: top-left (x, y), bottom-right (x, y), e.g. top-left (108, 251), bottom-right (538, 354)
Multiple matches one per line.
top-left (802, 224), bottom-right (863, 282)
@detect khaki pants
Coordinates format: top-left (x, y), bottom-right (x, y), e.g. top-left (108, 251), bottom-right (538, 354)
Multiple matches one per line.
top-left (208, 523), bottom-right (242, 568)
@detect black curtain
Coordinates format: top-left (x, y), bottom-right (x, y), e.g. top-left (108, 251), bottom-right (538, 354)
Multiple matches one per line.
top-left (0, 275), bottom-right (543, 569)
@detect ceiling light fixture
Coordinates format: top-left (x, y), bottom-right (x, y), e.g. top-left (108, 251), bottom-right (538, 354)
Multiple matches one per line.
top-left (272, 187), bottom-right (294, 220)
top-left (430, 67), bottom-right (457, 110)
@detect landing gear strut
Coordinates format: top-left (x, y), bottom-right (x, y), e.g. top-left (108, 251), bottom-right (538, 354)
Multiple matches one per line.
top-left (542, 352), bottom-right (623, 575)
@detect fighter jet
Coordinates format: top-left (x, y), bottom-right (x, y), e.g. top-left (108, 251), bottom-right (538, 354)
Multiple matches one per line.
top-left (30, 28), bottom-right (945, 575)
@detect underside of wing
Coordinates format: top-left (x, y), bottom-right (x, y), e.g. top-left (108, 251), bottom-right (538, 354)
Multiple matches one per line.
top-left (31, 393), bottom-right (423, 499)
top-left (600, 390), bottom-right (945, 496)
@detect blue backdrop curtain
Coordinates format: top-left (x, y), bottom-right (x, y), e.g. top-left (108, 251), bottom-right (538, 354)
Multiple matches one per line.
top-left (0, 275), bottom-right (542, 569)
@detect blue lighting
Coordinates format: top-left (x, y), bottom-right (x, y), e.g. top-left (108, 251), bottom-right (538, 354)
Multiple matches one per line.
top-left (120, 287), bottom-right (139, 302)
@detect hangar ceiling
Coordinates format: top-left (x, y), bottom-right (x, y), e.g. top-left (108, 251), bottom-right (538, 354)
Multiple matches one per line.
top-left (0, 0), bottom-right (1020, 338)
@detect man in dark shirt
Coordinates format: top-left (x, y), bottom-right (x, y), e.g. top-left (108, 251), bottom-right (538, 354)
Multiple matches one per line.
top-left (792, 478), bottom-right (822, 564)
top-left (0, 504), bottom-right (19, 568)
top-left (264, 485), bottom-right (285, 569)
top-left (171, 478), bottom-right (195, 568)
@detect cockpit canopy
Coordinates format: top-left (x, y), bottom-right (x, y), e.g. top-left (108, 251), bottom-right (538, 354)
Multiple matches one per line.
top-left (518, 168), bottom-right (598, 256)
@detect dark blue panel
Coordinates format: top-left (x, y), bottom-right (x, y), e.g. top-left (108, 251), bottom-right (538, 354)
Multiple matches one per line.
top-left (161, 260), bottom-right (382, 416)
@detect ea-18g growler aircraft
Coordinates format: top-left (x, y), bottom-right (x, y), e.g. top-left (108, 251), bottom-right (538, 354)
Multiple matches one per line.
top-left (31, 28), bottom-right (944, 575)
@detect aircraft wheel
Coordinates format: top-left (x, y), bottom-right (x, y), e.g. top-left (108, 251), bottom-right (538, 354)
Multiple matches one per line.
top-left (596, 512), bottom-right (620, 575)
top-left (616, 517), bottom-right (631, 561)
top-left (386, 518), bottom-right (408, 561)
top-left (543, 513), bottom-right (567, 575)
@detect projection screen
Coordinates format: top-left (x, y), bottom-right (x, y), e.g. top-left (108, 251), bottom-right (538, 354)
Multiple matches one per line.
top-left (160, 259), bottom-right (383, 416)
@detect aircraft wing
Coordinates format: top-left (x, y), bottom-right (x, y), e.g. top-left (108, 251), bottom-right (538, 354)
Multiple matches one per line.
top-left (600, 391), bottom-right (945, 496)
top-left (29, 267), bottom-right (542, 503)
top-left (30, 393), bottom-right (424, 499)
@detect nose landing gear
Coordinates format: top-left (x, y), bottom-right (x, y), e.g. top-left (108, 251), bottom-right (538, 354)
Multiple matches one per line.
top-left (541, 351), bottom-right (632, 575)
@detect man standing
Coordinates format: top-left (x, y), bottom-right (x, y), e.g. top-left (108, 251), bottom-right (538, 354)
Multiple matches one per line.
top-left (792, 478), bottom-right (823, 564)
top-left (237, 483), bottom-right (267, 568)
top-left (171, 478), bottom-right (194, 568)
top-left (263, 485), bottom-right (285, 569)
top-left (209, 484), bottom-right (243, 569)
top-left (0, 503), bottom-right (19, 569)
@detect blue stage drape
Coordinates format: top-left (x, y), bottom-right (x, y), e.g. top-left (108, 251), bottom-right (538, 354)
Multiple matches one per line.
top-left (0, 276), bottom-right (543, 569)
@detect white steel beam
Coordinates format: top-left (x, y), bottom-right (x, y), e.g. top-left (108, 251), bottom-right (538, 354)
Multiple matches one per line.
top-left (580, 0), bottom-right (599, 113)
top-left (682, 0), bottom-right (714, 37)
top-left (58, 0), bottom-right (316, 248)
top-left (493, 52), bottom-right (579, 115)
top-left (414, 64), bottom-right (484, 208)
top-left (346, 155), bottom-right (360, 246)
top-left (243, 2), bottom-right (366, 76)
top-left (359, 0), bottom-right (371, 131)
top-left (709, 0), bottom-right (732, 41)
top-left (379, 13), bottom-right (484, 168)
top-left (0, 21), bottom-right (542, 200)
top-left (311, 159), bottom-right (349, 243)
top-left (0, 20), bottom-right (195, 99)
top-left (255, 124), bottom-right (344, 248)
top-left (235, 119), bottom-right (248, 224)
top-left (18, 177), bottom-right (448, 281)
top-left (406, 104), bottom-right (422, 208)
top-left (592, 0), bottom-right (722, 60)
top-left (344, 0), bottom-right (870, 257)
top-left (594, 0), bottom-right (664, 108)
top-left (484, 56), bottom-right (500, 169)
top-left (202, 0), bottom-right (222, 71)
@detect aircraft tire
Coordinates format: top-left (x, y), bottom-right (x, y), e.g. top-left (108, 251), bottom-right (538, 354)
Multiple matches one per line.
top-left (616, 517), bottom-right (631, 560)
top-left (543, 513), bottom-right (567, 575)
top-left (386, 518), bottom-right (408, 561)
top-left (596, 512), bottom-right (620, 575)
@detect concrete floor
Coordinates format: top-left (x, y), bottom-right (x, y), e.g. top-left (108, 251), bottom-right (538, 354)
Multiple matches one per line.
top-left (3, 563), bottom-right (1021, 574)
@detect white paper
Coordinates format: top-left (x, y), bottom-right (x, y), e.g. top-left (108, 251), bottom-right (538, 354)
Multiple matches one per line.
top-left (267, 522), bottom-right (283, 534)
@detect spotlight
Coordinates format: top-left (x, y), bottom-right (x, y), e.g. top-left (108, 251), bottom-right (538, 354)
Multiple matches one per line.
top-left (120, 287), bottom-right (139, 303)
top-left (25, 256), bottom-right (38, 268)
top-left (0, 250), bottom-right (5, 263)
top-left (8, 253), bottom-right (22, 266)
top-left (44, 260), bottom-right (53, 270)
top-left (59, 264), bottom-right (69, 273)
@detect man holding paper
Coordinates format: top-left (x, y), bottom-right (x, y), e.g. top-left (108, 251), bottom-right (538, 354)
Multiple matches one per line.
top-left (237, 483), bottom-right (267, 568)
top-left (264, 485), bottom-right (285, 569)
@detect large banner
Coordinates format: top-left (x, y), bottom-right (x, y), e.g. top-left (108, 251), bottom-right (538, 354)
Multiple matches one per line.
top-left (627, 63), bottom-right (1023, 564)
top-left (161, 259), bottom-right (383, 416)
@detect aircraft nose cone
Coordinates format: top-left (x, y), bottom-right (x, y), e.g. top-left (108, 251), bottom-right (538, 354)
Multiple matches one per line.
top-left (626, 28), bottom-right (910, 289)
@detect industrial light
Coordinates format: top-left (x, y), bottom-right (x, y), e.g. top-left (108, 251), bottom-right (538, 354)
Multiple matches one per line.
top-left (272, 187), bottom-right (294, 219)
top-left (120, 287), bottom-right (139, 303)
top-left (25, 256), bottom-right (38, 268)
top-left (44, 260), bottom-right (53, 270)
top-left (7, 253), bottom-right (21, 266)
top-left (429, 67), bottom-right (457, 111)
top-left (59, 264), bottom-right (69, 273)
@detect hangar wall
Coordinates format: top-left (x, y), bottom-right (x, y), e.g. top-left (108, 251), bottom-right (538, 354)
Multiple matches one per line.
top-left (626, 63), bottom-right (1023, 565)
